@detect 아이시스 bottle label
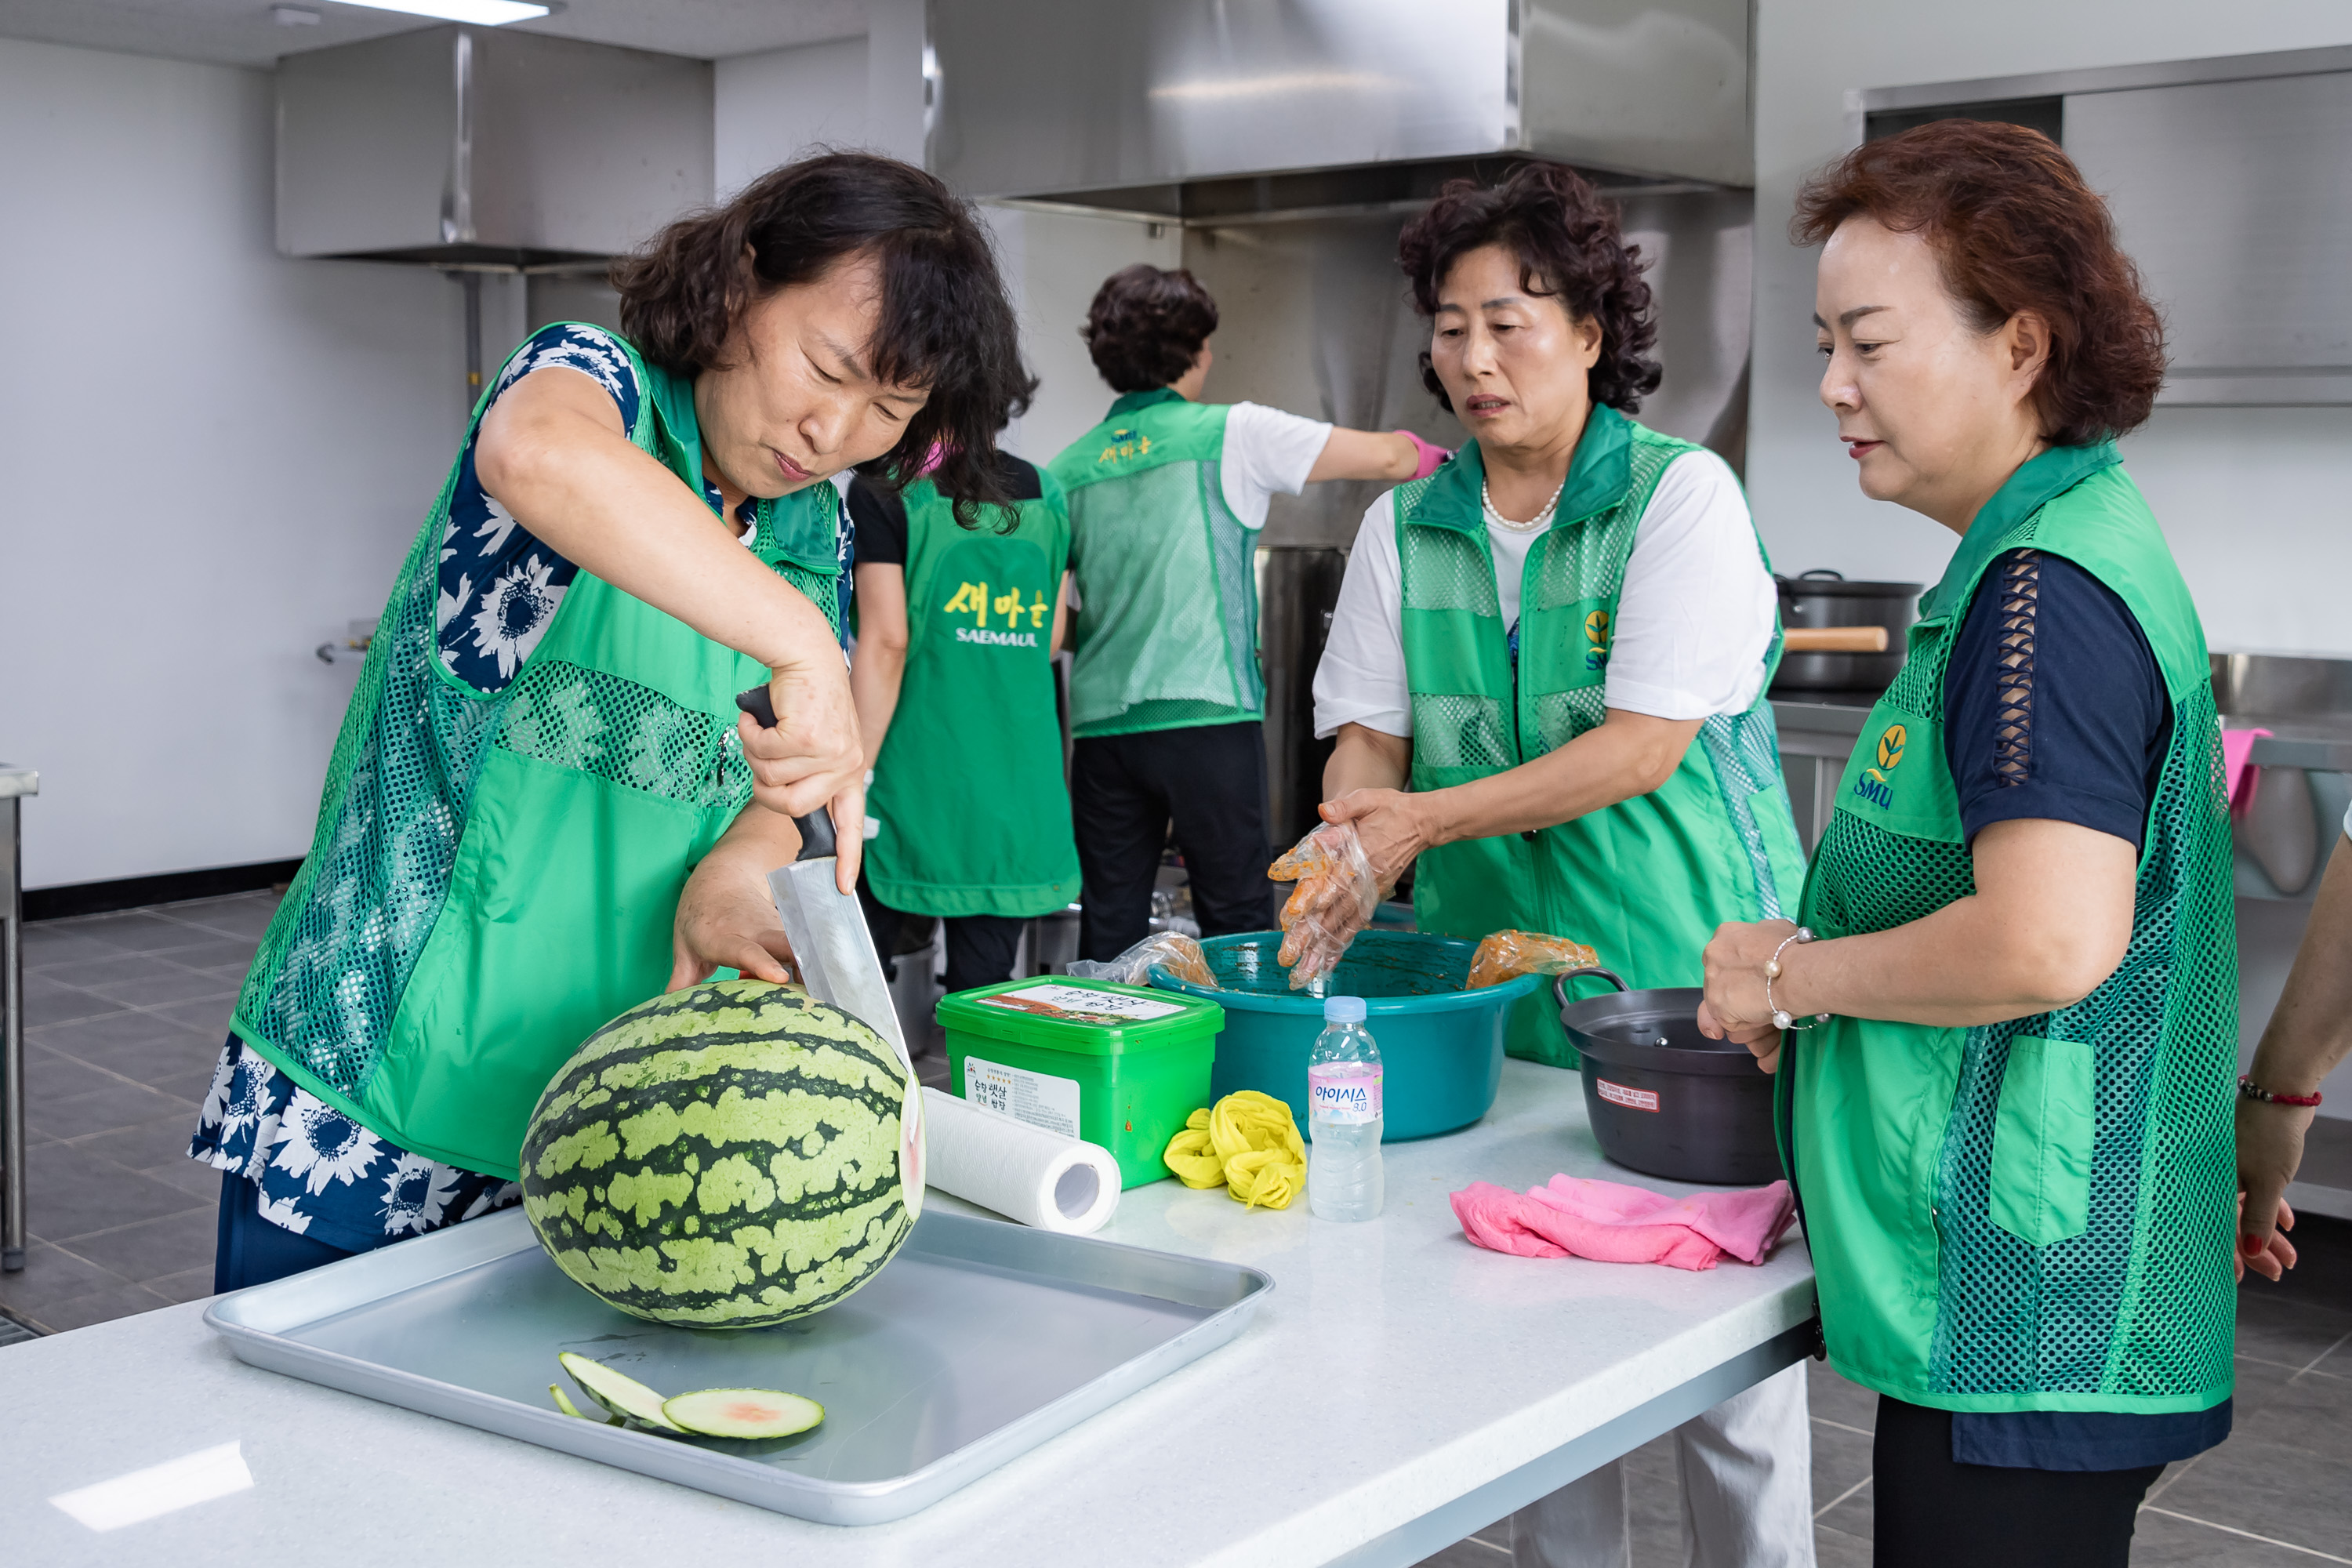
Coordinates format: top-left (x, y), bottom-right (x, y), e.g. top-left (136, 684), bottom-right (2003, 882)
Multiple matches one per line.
top-left (1308, 1065), bottom-right (1383, 1124)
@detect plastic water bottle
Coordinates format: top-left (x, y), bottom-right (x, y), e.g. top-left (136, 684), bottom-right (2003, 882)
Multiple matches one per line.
top-left (1308, 996), bottom-right (1384, 1221)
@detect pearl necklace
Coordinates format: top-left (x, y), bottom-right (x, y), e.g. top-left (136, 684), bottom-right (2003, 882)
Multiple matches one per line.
top-left (1482, 477), bottom-right (1566, 533)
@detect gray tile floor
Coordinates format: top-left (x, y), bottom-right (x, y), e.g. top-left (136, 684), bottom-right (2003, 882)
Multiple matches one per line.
top-left (5, 893), bottom-right (2350, 1563)
top-left (0, 890), bottom-right (274, 1333)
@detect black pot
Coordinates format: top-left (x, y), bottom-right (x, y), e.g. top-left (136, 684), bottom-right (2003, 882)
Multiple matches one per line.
top-left (1773, 569), bottom-right (1922, 696)
top-left (1558, 977), bottom-right (1784, 1187)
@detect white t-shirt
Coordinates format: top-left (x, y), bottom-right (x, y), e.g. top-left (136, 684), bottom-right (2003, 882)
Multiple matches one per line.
top-left (1313, 448), bottom-right (1773, 737)
top-left (1220, 401), bottom-right (1334, 529)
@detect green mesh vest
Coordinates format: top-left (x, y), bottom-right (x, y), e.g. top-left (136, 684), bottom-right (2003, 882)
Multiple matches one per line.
top-left (1397, 408), bottom-right (1807, 1065)
top-left (229, 328), bottom-right (844, 1179)
top-left (1048, 389), bottom-right (1263, 737)
top-left (1791, 442), bottom-right (2237, 1415)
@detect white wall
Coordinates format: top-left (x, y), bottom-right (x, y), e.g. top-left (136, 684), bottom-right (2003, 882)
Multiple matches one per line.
top-left (983, 207), bottom-right (1185, 464)
top-left (713, 35), bottom-right (868, 198)
top-left (0, 36), bottom-right (466, 890)
top-left (1749, 2), bottom-right (2352, 654)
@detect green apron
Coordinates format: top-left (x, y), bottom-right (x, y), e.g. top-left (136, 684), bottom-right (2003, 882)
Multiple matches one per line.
top-left (1396, 409), bottom-right (1806, 1064)
top-left (865, 470), bottom-right (1080, 918)
top-left (1789, 442), bottom-right (2237, 1415)
top-left (1047, 390), bottom-right (1262, 738)
top-left (230, 327), bottom-right (844, 1180)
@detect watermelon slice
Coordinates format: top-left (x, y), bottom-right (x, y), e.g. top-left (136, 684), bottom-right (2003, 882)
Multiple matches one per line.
top-left (550, 1383), bottom-right (620, 1424)
top-left (558, 1352), bottom-right (684, 1432)
top-left (661, 1388), bottom-right (826, 1439)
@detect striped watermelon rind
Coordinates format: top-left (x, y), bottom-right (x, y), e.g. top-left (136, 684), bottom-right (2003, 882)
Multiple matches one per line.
top-left (521, 978), bottom-right (921, 1328)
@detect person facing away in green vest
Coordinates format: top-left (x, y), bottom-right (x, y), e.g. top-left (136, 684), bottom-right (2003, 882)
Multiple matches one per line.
top-left (1045, 265), bottom-right (1450, 964)
top-left (1698, 122), bottom-right (2238, 1566)
top-left (846, 408), bottom-right (1082, 997)
top-left (1312, 162), bottom-right (1818, 1568)
top-left (191, 154), bottom-right (1033, 1294)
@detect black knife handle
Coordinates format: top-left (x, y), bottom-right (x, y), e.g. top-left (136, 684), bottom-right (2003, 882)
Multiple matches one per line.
top-left (795, 808), bottom-right (836, 861)
top-left (735, 685), bottom-right (836, 863)
top-left (735, 684), bottom-right (778, 730)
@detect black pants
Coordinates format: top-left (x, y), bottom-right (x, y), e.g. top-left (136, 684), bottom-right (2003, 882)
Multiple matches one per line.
top-left (859, 882), bottom-right (1027, 996)
top-left (1070, 720), bottom-right (1275, 961)
top-left (1874, 1396), bottom-right (2161, 1568)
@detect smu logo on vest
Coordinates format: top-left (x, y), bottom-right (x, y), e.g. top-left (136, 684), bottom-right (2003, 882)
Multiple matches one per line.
top-left (1095, 426), bottom-right (1155, 466)
top-left (1853, 723), bottom-right (1905, 808)
top-left (1584, 609), bottom-right (1612, 672)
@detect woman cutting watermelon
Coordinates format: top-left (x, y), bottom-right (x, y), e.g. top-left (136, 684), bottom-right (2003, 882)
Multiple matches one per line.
top-left (189, 153), bottom-right (1032, 1291)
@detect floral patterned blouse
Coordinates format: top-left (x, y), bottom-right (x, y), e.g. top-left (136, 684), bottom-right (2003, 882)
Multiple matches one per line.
top-left (191, 321), bottom-right (851, 1249)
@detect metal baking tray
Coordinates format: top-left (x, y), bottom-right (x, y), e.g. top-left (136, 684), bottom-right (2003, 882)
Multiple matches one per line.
top-left (205, 1207), bottom-right (1272, 1525)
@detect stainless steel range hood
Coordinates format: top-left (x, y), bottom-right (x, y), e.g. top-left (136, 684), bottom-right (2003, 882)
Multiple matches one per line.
top-left (927, 0), bottom-right (1754, 200)
top-left (277, 24), bottom-right (713, 266)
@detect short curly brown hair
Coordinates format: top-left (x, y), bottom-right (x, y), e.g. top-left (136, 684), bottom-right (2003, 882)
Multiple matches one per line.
top-left (1080, 265), bottom-right (1220, 393)
top-left (611, 151), bottom-right (1032, 527)
top-left (1792, 120), bottom-right (2166, 446)
top-left (1397, 161), bottom-right (1661, 413)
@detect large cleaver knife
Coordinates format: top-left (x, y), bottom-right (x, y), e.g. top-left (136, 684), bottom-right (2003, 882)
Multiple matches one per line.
top-left (734, 686), bottom-right (912, 1073)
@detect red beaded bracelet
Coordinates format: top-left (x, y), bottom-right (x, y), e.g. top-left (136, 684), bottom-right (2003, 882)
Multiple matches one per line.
top-left (2240, 1076), bottom-right (2324, 1108)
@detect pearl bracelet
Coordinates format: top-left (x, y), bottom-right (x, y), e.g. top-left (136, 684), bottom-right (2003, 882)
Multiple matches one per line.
top-left (1766, 926), bottom-right (1831, 1033)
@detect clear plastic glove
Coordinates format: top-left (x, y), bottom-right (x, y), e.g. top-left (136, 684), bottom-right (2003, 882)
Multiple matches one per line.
top-left (1065, 931), bottom-right (1214, 988)
top-left (1268, 820), bottom-right (1381, 991)
top-left (1466, 929), bottom-right (1600, 990)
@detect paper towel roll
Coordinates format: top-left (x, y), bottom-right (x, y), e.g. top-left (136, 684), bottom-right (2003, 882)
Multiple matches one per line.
top-left (921, 1087), bottom-right (1122, 1234)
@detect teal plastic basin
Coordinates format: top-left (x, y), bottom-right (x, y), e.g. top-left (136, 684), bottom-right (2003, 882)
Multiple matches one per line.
top-left (1149, 931), bottom-right (1543, 1142)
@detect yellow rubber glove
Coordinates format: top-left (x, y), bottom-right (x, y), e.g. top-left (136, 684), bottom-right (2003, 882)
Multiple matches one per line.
top-left (1163, 1109), bottom-right (1226, 1189)
top-left (1161, 1091), bottom-right (1309, 1210)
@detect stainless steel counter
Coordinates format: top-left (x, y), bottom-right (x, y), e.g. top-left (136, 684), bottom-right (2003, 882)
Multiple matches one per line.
top-left (1769, 699), bottom-right (1871, 852)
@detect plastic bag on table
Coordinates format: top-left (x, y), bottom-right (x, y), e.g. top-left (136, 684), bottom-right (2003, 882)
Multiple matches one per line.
top-left (1267, 819), bottom-right (1381, 991)
top-left (1466, 929), bottom-right (1600, 990)
top-left (1063, 931), bottom-right (1214, 989)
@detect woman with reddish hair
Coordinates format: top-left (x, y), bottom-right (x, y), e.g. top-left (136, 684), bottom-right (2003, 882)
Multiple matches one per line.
top-left (1700, 121), bottom-right (2237, 1564)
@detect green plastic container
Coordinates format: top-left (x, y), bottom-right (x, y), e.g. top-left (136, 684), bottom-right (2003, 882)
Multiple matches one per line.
top-left (937, 978), bottom-right (1224, 1189)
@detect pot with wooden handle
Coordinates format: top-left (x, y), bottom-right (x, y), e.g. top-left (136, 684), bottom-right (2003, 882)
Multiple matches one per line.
top-left (1772, 569), bottom-right (1921, 696)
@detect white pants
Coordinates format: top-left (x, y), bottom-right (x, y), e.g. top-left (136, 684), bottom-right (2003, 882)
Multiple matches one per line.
top-left (1511, 1362), bottom-right (1815, 1568)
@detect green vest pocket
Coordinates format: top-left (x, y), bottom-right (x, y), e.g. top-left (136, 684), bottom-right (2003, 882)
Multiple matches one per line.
top-left (1988, 1034), bottom-right (2094, 1246)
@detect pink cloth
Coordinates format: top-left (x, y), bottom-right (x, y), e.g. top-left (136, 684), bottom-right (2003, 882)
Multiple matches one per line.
top-left (1450, 1174), bottom-right (1797, 1272)
top-left (2221, 728), bottom-right (2272, 820)
top-left (1398, 430), bottom-right (1454, 481)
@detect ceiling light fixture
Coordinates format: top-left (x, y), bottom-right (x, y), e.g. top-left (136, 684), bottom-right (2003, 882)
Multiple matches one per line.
top-left (321, 0), bottom-right (550, 24)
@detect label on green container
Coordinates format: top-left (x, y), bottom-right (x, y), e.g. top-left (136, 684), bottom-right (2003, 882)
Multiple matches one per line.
top-left (965, 1054), bottom-right (1082, 1138)
top-left (976, 982), bottom-right (1183, 1025)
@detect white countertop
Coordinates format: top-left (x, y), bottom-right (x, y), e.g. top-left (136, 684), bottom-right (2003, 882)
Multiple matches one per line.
top-left (2, 1059), bottom-right (1815, 1566)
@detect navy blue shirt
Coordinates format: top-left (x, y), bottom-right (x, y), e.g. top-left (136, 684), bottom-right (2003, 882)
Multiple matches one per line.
top-left (1939, 546), bottom-right (2222, 1470)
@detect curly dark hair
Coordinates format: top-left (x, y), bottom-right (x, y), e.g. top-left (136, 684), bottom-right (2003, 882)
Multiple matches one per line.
top-left (1791, 121), bottom-right (2166, 446)
top-left (1080, 265), bottom-right (1220, 393)
top-left (611, 151), bottom-right (1033, 527)
top-left (1397, 162), bottom-right (1661, 413)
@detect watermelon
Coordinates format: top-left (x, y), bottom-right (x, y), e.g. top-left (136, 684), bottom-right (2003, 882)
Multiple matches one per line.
top-left (662, 1388), bottom-right (825, 1439)
top-left (521, 978), bottom-right (925, 1328)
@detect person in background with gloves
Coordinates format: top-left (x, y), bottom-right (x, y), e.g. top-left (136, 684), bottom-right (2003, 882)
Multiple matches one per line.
top-left (2237, 815), bottom-right (2352, 1283)
top-left (1309, 162), bottom-right (1813, 1568)
top-left (1048, 263), bottom-right (1448, 964)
